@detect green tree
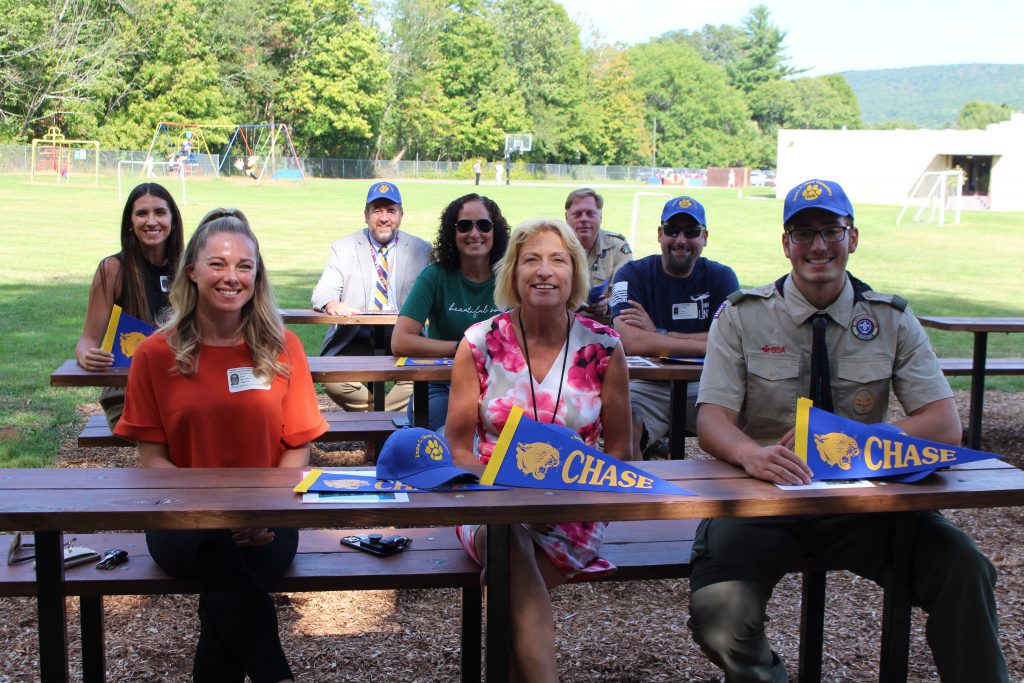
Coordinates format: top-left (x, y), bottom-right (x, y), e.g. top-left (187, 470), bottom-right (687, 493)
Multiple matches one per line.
top-left (956, 100), bottom-right (1014, 130)
top-left (660, 24), bottom-right (744, 70)
top-left (628, 40), bottom-right (753, 167)
top-left (492, 0), bottom-right (589, 162)
top-left (581, 45), bottom-right (646, 165)
top-left (432, 0), bottom-right (528, 160)
top-left (729, 5), bottom-right (800, 93)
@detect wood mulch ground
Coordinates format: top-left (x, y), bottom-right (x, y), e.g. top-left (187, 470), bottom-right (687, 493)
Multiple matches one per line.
top-left (1, 390), bottom-right (1021, 682)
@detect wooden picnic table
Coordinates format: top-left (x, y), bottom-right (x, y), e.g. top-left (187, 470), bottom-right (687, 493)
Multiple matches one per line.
top-left (2, 459), bottom-right (1021, 682)
top-left (917, 316), bottom-right (1024, 449)
top-left (50, 358), bottom-right (703, 458)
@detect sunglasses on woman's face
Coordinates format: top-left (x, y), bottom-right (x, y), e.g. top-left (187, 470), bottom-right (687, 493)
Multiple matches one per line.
top-left (455, 219), bottom-right (494, 234)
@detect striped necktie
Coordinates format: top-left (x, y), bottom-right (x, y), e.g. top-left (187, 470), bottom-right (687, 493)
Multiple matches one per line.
top-left (373, 245), bottom-right (389, 310)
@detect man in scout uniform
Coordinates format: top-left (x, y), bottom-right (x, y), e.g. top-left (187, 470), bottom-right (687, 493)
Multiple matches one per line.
top-left (610, 196), bottom-right (739, 459)
top-left (311, 181), bottom-right (432, 411)
top-left (688, 179), bottom-right (1006, 681)
top-left (564, 188), bottom-right (633, 318)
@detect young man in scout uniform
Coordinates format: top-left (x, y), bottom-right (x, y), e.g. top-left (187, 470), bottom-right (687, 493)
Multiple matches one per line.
top-left (688, 179), bottom-right (1007, 681)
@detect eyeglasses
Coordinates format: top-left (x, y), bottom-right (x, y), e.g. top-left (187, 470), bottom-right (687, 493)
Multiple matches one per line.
top-left (786, 225), bottom-right (850, 245)
top-left (455, 219), bottom-right (494, 234)
top-left (662, 223), bottom-right (704, 239)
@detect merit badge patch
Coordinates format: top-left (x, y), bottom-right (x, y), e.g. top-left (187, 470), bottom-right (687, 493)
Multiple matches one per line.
top-left (851, 313), bottom-right (878, 340)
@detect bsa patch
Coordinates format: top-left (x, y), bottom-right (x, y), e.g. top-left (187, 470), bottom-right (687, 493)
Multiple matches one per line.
top-left (851, 313), bottom-right (878, 340)
top-left (621, 243), bottom-right (632, 255)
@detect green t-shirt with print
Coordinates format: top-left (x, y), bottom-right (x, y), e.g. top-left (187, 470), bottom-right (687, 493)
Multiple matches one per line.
top-left (399, 263), bottom-right (501, 341)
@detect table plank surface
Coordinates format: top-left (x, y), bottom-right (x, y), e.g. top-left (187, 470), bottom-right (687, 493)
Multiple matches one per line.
top-left (918, 316), bottom-right (1024, 333)
top-left (50, 356), bottom-right (703, 387)
top-left (280, 308), bottom-right (398, 326)
top-left (1, 461), bottom-right (1019, 531)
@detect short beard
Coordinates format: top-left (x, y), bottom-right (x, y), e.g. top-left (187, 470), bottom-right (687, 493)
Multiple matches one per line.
top-left (664, 252), bottom-right (695, 277)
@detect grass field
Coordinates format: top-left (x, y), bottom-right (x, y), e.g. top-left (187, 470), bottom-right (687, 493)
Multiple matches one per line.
top-left (2, 173), bottom-right (1022, 467)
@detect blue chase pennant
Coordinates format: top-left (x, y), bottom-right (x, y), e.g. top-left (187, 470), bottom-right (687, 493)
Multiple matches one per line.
top-left (101, 305), bottom-right (156, 368)
top-left (480, 407), bottom-right (696, 495)
top-left (794, 397), bottom-right (1001, 481)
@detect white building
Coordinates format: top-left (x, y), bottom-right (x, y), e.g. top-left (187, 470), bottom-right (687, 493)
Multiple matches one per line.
top-left (775, 113), bottom-right (1024, 211)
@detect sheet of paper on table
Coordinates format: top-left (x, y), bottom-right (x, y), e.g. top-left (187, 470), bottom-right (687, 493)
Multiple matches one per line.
top-left (300, 469), bottom-right (410, 503)
top-left (626, 356), bottom-right (659, 368)
top-left (775, 479), bottom-right (876, 491)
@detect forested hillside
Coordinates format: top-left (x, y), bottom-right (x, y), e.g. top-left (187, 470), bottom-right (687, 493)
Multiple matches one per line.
top-left (842, 64), bottom-right (1024, 128)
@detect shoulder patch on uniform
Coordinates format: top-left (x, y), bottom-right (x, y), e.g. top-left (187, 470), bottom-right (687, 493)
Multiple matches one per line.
top-left (861, 290), bottom-right (908, 312)
top-left (726, 285), bottom-right (773, 305)
top-left (620, 243), bottom-right (632, 255)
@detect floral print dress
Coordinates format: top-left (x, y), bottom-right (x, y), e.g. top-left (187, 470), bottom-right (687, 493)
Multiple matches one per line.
top-left (455, 310), bottom-right (622, 580)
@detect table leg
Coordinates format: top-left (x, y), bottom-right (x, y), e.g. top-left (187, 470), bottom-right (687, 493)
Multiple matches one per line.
top-left (669, 380), bottom-right (688, 460)
top-left (413, 381), bottom-right (429, 429)
top-left (484, 524), bottom-right (511, 683)
top-left (879, 512), bottom-right (916, 683)
top-left (373, 326), bottom-right (388, 412)
top-left (35, 530), bottom-right (69, 682)
top-left (966, 332), bottom-right (988, 450)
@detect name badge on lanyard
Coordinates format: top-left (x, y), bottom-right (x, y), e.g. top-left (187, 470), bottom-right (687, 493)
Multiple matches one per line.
top-left (227, 367), bottom-right (272, 393)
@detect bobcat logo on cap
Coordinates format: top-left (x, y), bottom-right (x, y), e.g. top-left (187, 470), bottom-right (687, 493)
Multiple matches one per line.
top-left (376, 183), bottom-right (391, 194)
top-left (516, 442), bottom-right (561, 480)
top-left (119, 331), bottom-right (147, 358)
top-left (415, 433), bottom-right (445, 461)
top-left (814, 432), bottom-right (861, 470)
top-left (677, 198), bottom-right (692, 208)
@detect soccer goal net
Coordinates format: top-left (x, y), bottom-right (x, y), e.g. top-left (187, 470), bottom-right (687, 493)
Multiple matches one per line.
top-left (896, 170), bottom-right (963, 227)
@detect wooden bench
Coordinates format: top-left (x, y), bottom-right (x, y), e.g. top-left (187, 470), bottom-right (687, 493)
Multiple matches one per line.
top-left (937, 357), bottom-right (1024, 377)
top-left (1, 520), bottom-right (832, 683)
top-left (78, 411), bottom-right (406, 457)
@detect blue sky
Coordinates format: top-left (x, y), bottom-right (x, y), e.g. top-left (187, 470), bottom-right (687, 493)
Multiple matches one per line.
top-left (557, 0), bottom-right (1024, 76)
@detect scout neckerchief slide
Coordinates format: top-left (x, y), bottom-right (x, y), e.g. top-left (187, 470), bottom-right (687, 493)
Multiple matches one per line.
top-left (794, 397), bottom-right (1002, 482)
top-left (481, 406), bottom-right (696, 495)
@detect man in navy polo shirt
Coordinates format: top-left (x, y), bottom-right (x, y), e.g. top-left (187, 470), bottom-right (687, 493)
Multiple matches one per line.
top-left (610, 196), bottom-right (738, 459)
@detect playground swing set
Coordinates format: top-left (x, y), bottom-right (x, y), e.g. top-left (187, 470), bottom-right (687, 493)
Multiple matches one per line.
top-left (144, 121), bottom-right (304, 183)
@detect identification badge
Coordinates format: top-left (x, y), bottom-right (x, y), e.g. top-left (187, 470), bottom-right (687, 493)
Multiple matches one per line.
top-left (227, 367), bottom-right (272, 392)
top-left (672, 302), bottom-right (698, 320)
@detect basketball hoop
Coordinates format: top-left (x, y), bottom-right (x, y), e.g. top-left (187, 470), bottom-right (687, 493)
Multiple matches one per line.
top-left (505, 133), bottom-right (533, 155)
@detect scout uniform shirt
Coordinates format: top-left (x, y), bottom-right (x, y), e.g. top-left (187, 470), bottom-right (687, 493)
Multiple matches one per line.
top-left (697, 274), bottom-right (953, 445)
top-left (587, 229), bottom-right (633, 290)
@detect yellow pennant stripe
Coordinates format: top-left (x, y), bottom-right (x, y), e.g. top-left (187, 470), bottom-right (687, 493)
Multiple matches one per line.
top-left (100, 305), bottom-right (123, 354)
top-left (395, 357), bottom-right (408, 366)
top-left (293, 468), bottom-right (324, 493)
top-left (481, 406), bottom-right (524, 485)
top-left (795, 397), bottom-right (812, 462)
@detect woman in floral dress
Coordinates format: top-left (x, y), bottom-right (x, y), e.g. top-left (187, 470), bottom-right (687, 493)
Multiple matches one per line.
top-left (447, 218), bottom-right (631, 682)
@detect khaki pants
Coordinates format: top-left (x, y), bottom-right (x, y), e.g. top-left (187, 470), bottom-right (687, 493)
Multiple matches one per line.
top-left (325, 380), bottom-right (413, 412)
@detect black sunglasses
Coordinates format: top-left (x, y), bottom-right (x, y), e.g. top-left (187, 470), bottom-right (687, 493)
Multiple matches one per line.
top-left (455, 219), bottom-right (494, 234)
top-left (661, 223), bottom-right (704, 239)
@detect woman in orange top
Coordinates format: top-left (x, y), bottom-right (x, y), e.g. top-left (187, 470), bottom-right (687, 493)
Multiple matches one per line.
top-left (116, 209), bottom-right (327, 683)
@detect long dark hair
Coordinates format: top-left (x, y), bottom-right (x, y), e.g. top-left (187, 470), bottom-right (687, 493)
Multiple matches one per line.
top-left (106, 183), bottom-right (184, 322)
top-left (432, 194), bottom-right (510, 271)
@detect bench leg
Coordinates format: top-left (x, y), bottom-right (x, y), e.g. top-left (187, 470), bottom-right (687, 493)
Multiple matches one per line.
top-left (484, 523), bottom-right (511, 683)
top-left (461, 585), bottom-right (482, 683)
top-left (669, 380), bottom-right (687, 460)
top-left (797, 570), bottom-right (825, 683)
top-left (80, 595), bottom-right (106, 683)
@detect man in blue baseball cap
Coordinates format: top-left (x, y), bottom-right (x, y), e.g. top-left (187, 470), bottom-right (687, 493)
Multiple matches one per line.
top-left (311, 181), bottom-right (432, 411)
top-left (689, 178), bottom-right (1007, 681)
top-left (609, 195), bottom-right (739, 458)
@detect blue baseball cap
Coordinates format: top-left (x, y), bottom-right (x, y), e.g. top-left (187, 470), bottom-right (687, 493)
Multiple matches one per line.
top-left (661, 196), bottom-right (707, 227)
top-left (376, 428), bottom-right (477, 489)
top-left (783, 179), bottom-right (854, 224)
top-left (366, 181), bottom-right (402, 206)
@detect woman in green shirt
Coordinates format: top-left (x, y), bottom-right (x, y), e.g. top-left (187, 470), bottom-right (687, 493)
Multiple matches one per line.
top-left (392, 193), bottom-right (510, 432)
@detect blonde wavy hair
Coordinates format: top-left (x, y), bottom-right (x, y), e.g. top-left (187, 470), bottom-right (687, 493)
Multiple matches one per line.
top-left (493, 218), bottom-right (589, 310)
top-left (161, 208), bottom-right (288, 380)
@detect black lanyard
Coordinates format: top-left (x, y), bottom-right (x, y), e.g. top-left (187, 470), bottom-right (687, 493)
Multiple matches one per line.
top-left (518, 311), bottom-right (572, 423)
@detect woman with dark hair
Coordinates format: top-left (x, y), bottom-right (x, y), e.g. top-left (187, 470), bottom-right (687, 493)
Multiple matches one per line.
top-left (75, 182), bottom-right (185, 429)
top-left (115, 209), bottom-right (327, 683)
top-left (391, 193), bottom-right (509, 433)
